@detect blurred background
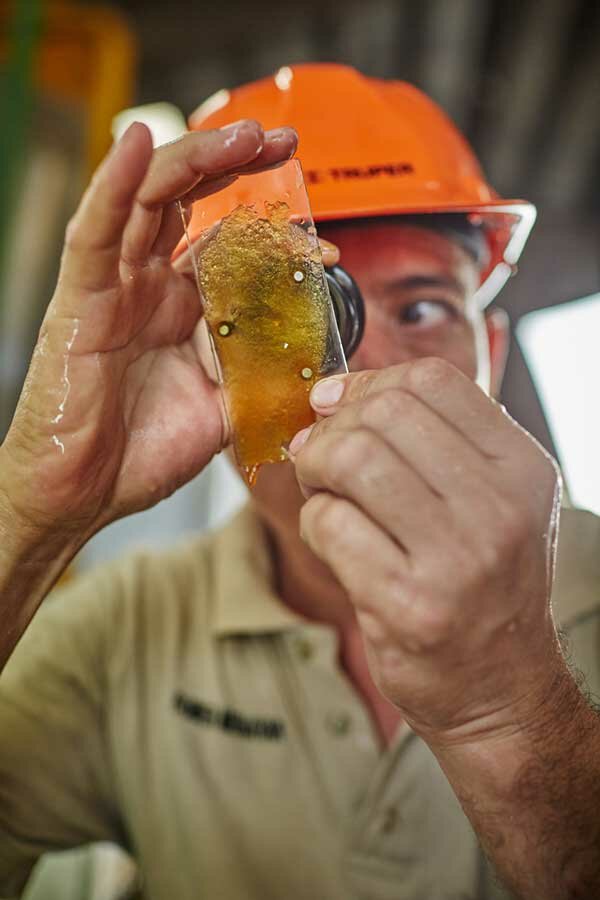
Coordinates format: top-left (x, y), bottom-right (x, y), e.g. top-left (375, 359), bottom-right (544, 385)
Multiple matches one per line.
top-left (0, 0), bottom-right (599, 896)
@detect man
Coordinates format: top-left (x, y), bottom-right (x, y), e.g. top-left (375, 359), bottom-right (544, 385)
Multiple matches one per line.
top-left (0, 64), bottom-right (599, 900)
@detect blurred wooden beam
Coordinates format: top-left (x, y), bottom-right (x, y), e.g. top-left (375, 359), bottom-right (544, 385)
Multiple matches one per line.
top-left (533, 8), bottom-right (600, 212)
top-left (416, 0), bottom-right (492, 130)
top-left (329, 0), bottom-right (404, 78)
top-left (476, 0), bottom-right (578, 193)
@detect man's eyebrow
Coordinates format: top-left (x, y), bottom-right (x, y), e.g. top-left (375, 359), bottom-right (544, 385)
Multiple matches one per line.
top-left (382, 274), bottom-right (465, 295)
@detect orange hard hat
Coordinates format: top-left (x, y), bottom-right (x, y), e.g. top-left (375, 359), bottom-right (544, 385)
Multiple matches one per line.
top-left (188, 63), bottom-right (536, 306)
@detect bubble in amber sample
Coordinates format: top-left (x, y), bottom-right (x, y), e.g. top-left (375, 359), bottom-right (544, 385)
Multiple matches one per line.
top-left (197, 202), bottom-right (330, 483)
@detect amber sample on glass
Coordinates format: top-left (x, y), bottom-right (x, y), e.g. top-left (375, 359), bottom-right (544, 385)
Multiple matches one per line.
top-left (198, 202), bottom-right (329, 482)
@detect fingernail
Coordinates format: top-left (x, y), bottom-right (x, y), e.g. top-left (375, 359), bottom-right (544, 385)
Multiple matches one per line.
top-left (264, 127), bottom-right (297, 161)
top-left (265, 125), bottom-right (298, 146)
top-left (121, 121), bottom-right (138, 140)
top-left (289, 424), bottom-right (314, 456)
top-left (311, 378), bottom-right (345, 408)
top-left (111, 121), bottom-right (142, 154)
top-left (320, 242), bottom-right (340, 266)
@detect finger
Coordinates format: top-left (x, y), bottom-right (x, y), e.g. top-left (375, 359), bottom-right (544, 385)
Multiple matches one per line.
top-left (178, 174), bottom-right (240, 207)
top-left (58, 122), bottom-right (153, 297)
top-left (319, 239), bottom-right (340, 267)
top-left (171, 244), bottom-right (196, 280)
top-left (138, 120), bottom-right (265, 208)
top-left (167, 126), bottom-right (295, 266)
top-left (309, 358), bottom-right (520, 459)
top-left (163, 126), bottom-right (295, 271)
top-left (177, 127), bottom-right (296, 205)
top-left (121, 121), bottom-right (264, 266)
top-left (129, 124), bottom-right (296, 265)
top-left (294, 420), bottom-right (448, 554)
top-left (300, 493), bottom-right (461, 660)
top-left (294, 388), bottom-right (484, 504)
top-left (151, 176), bottom-right (242, 261)
top-left (232, 126), bottom-right (297, 174)
top-left (150, 201), bottom-right (192, 261)
top-left (120, 201), bottom-right (163, 268)
top-left (299, 492), bottom-right (412, 629)
top-left (191, 319), bottom-right (221, 384)
top-left (170, 223), bottom-right (219, 281)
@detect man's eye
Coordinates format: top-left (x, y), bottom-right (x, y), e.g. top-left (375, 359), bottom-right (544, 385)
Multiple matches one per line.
top-left (399, 300), bottom-right (456, 327)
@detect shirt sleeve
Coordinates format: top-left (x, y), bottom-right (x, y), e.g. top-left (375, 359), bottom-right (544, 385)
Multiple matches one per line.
top-left (0, 564), bottom-right (127, 896)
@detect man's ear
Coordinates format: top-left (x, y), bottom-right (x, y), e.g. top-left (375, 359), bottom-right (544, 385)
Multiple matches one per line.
top-left (485, 306), bottom-right (510, 398)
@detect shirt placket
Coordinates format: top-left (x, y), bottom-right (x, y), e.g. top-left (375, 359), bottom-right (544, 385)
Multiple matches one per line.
top-left (278, 624), bottom-right (381, 826)
top-left (277, 626), bottom-right (483, 899)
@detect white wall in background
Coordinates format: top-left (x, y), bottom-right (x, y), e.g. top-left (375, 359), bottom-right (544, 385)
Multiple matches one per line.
top-left (517, 292), bottom-right (600, 516)
top-left (112, 101), bottom-right (187, 145)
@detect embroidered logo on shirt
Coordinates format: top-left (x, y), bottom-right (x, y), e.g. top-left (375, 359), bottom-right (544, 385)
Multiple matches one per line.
top-left (174, 692), bottom-right (286, 740)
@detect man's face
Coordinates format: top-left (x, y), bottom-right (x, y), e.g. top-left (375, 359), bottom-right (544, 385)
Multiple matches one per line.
top-left (248, 220), bottom-right (491, 513)
top-left (320, 221), bottom-right (484, 383)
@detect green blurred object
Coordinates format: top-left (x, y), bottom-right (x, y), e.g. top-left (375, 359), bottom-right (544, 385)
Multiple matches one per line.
top-left (0, 0), bottom-right (43, 297)
top-left (0, 0), bottom-right (43, 432)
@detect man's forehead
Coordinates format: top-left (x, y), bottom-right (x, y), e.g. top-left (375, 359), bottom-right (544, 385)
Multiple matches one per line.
top-left (321, 219), bottom-right (466, 252)
top-left (319, 220), bottom-right (480, 294)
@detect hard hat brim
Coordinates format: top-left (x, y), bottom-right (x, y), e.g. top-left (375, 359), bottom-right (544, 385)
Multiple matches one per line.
top-left (313, 199), bottom-right (536, 307)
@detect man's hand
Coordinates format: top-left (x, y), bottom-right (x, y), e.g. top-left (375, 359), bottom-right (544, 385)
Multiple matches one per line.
top-left (290, 357), bottom-right (563, 744)
top-left (291, 359), bottom-right (600, 899)
top-left (0, 120), bottom-right (297, 541)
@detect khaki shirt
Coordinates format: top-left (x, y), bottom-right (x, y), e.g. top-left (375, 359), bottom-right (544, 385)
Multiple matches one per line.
top-left (0, 504), bottom-right (599, 900)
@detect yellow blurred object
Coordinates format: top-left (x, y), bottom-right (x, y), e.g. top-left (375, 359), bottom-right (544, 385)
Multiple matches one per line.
top-left (0, 0), bottom-right (137, 175)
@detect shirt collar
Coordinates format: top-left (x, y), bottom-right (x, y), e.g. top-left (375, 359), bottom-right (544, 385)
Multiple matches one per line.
top-left (211, 503), bottom-right (303, 638)
top-left (210, 501), bottom-right (600, 638)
